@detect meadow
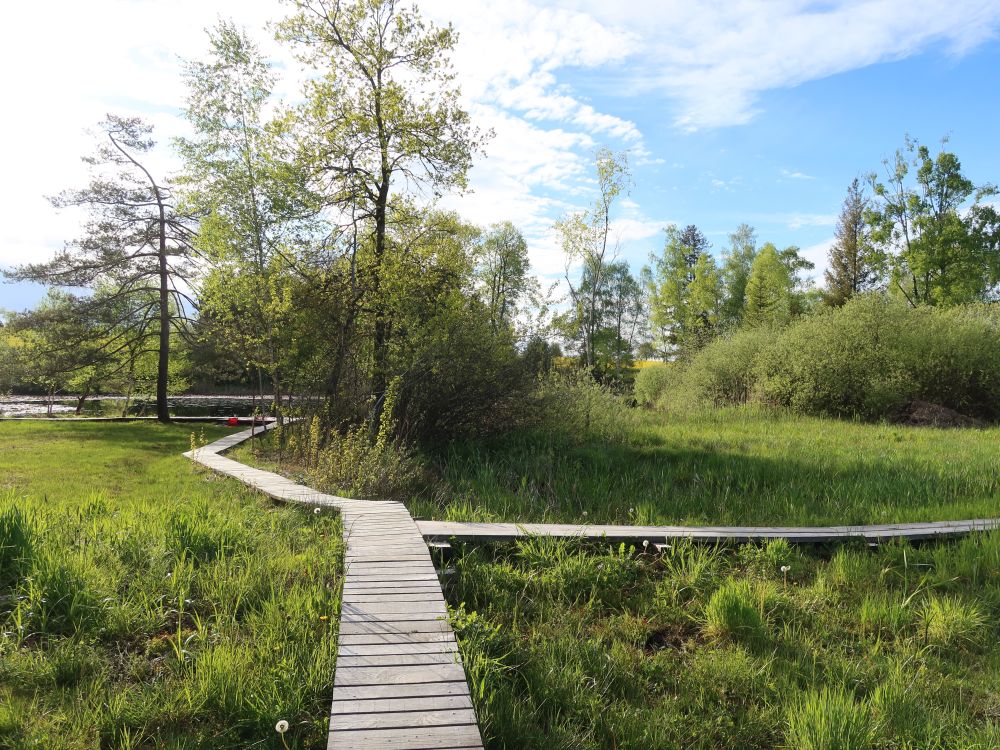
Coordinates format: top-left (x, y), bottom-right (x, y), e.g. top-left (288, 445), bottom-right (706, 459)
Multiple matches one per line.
top-left (419, 407), bottom-right (1000, 526)
top-left (0, 422), bottom-right (342, 749)
top-left (448, 534), bottom-right (1000, 749)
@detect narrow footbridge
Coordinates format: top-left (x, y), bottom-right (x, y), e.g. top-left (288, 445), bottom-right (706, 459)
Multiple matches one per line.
top-left (186, 426), bottom-right (484, 750)
top-left (187, 424), bottom-right (1000, 749)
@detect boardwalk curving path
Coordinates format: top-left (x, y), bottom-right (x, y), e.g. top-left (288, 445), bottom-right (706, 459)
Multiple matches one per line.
top-left (185, 425), bottom-right (484, 750)
top-left (416, 518), bottom-right (1000, 545)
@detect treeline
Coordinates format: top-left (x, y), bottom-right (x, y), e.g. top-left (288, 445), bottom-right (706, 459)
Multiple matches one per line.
top-left (1, 6), bottom-right (549, 437)
top-left (1, 0), bottom-right (998, 436)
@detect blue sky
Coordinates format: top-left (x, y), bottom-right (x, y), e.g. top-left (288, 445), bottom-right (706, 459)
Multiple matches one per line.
top-left (3, 0), bottom-right (1000, 313)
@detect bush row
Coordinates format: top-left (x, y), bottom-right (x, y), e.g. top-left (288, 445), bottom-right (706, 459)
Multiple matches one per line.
top-left (636, 296), bottom-right (1000, 420)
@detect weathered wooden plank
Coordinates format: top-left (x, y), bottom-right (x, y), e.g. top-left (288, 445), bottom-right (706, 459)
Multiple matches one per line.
top-left (337, 631), bottom-right (457, 646)
top-left (334, 663), bottom-right (468, 687)
top-left (414, 519), bottom-right (1000, 545)
top-left (330, 708), bottom-right (477, 731)
top-left (338, 619), bottom-right (454, 635)
top-left (327, 724), bottom-right (483, 748)
top-left (329, 680), bottom-right (471, 702)
top-left (329, 694), bottom-right (472, 714)
top-left (338, 642), bottom-right (458, 657)
top-left (336, 652), bottom-right (461, 668)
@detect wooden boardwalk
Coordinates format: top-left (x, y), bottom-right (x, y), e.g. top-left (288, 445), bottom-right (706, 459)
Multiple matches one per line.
top-left (185, 426), bottom-right (484, 750)
top-left (416, 518), bottom-right (1000, 545)
top-left (182, 421), bottom-right (999, 748)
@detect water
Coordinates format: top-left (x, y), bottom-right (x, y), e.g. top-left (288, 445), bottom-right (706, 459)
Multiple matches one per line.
top-left (0, 395), bottom-right (271, 418)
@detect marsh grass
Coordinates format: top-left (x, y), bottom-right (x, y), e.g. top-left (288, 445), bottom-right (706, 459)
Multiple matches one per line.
top-left (0, 421), bottom-right (343, 749)
top-left (420, 407), bottom-right (1000, 525)
top-left (448, 534), bottom-right (1000, 749)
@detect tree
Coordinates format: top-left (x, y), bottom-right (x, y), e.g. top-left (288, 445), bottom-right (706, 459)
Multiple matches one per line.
top-left (277, 0), bottom-right (484, 427)
top-left (743, 244), bottom-right (792, 327)
top-left (824, 178), bottom-right (883, 306)
top-left (645, 224), bottom-right (720, 357)
top-left (867, 136), bottom-right (1000, 306)
top-left (678, 224), bottom-right (710, 277)
top-left (474, 222), bottom-right (530, 333)
top-left (4, 116), bottom-right (194, 422)
top-left (177, 20), bottom-right (317, 420)
top-left (686, 252), bottom-right (723, 345)
top-left (720, 223), bottom-right (758, 325)
top-left (557, 148), bottom-right (630, 370)
top-left (600, 261), bottom-right (644, 382)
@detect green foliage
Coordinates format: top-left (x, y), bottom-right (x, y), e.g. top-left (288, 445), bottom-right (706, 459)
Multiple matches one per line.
top-left (450, 536), bottom-right (1000, 750)
top-left (632, 362), bottom-right (674, 406)
top-left (424, 406), bottom-right (1000, 527)
top-left (702, 578), bottom-right (768, 649)
top-left (867, 135), bottom-right (1000, 306)
top-left (0, 422), bottom-right (342, 748)
top-left (918, 594), bottom-right (986, 650)
top-left (645, 224), bottom-right (721, 357)
top-left (673, 295), bottom-right (1000, 419)
top-left (670, 326), bottom-right (775, 407)
top-left (786, 687), bottom-right (874, 750)
top-left (743, 243), bottom-right (793, 327)
top-left (825, 178), bottom-right (885, 306)
top-left (720, 223), bottom-right (758, 326)
top-left (0, 502), bottom-right (34, 590)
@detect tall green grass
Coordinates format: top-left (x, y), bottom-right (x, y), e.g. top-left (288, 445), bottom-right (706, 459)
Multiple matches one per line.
top-left (448, 533), bottom-right (1000, 749)
top-left (420, 406), bottom-right (1000, 526)
top-left (0, 422), bottom-right (343, 749)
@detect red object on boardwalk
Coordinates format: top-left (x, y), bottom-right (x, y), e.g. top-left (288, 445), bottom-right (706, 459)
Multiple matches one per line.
top-left (227, 417), bottom-right (239, 426)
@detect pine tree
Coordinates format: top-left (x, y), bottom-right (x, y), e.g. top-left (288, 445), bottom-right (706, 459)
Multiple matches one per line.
top-left (4, 116), bottom-right (194, 422)
top-left (743, 244), bottom-right (792, 327)
top-left (824, 178), bottom-right (881, 306)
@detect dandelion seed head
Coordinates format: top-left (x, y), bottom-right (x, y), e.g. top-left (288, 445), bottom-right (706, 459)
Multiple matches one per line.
top-left (275, 719), bottom-right (289, 734)
top-left (780, 565), bottom-right (791, 573)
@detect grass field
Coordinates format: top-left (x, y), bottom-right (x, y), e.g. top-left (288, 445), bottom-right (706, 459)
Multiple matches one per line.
top-left (0, 422), bottom-right (342, 749)
top-left (420, 407), bottom-right (1000, 526)
top-left (448, 535), bottom-right (1000, 749)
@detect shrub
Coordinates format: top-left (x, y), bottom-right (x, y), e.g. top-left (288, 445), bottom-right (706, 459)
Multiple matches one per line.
top-left (703, 578), bottom-right (767, 648)
top-left (786, 686), bottom-right (874, 750)
top-left (670, 296), bottom-right (1000, 420)
top-left (633, 362), bottom-right (674, 406)
top-left (534, 370), bottom-right (638, 443)
top-left (670, 327), bottom-right (776, 408)
top-left (754, 296), bottom-right (912, 417)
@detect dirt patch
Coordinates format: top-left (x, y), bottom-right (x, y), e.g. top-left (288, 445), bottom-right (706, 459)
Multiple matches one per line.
top-left (893, 400), bottom-right (982, 428)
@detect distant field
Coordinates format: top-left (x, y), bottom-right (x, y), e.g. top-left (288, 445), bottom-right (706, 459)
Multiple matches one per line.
top-left (0, 422), bottom-right (342, 749)
top-left (422, 408), bottom-right (1000, 526)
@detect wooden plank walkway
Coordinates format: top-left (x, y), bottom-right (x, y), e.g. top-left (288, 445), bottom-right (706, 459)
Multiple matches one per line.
top-left (184, 425), bottom-right (484, 750)
top-left (416, 518), bottom-right (1000, 545)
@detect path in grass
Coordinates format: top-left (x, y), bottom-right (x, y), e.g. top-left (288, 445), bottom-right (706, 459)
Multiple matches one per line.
top-left (0, 421), bottom-right (343, 749)
top-left (187, 425), bottom-right (485, 750)
top-left (423, 409), bottom-right (1000, 526)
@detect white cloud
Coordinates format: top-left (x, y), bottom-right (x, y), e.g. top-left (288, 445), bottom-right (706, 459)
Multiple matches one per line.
top-left (800, 237), bottom-right (835, 283)
top-left (562, 0), bottom-right (1000, 130)
top-left (781, 168), bottom-right (816, 180)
